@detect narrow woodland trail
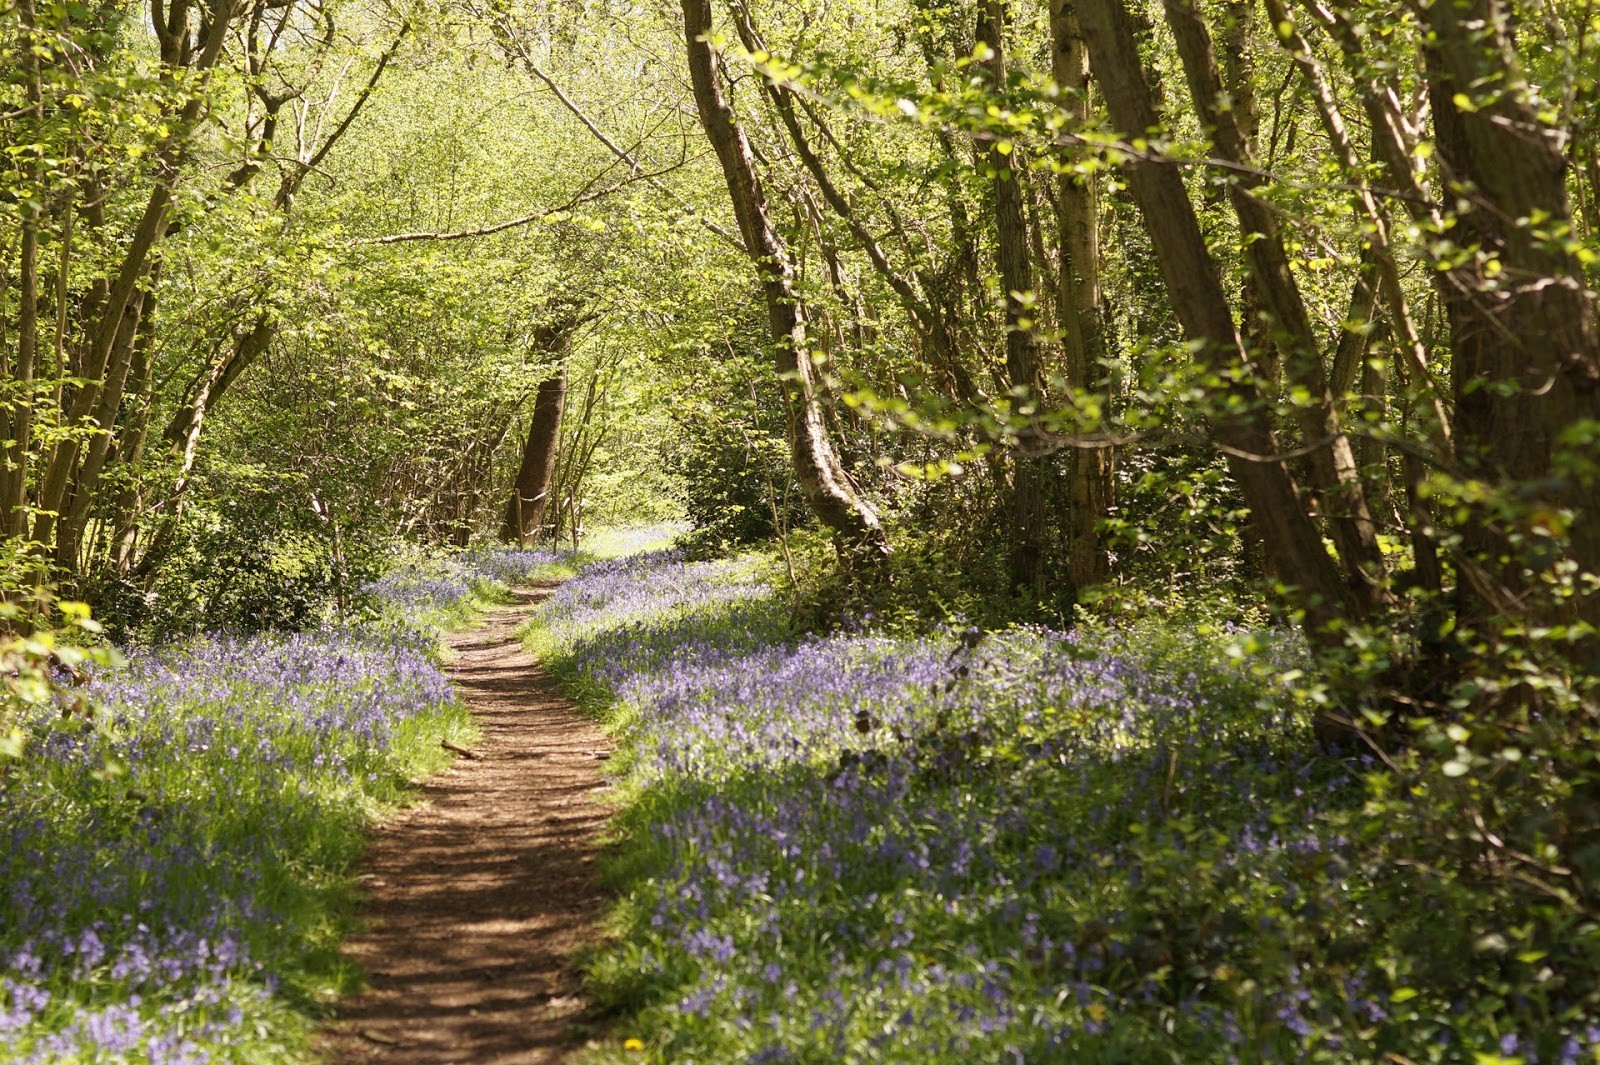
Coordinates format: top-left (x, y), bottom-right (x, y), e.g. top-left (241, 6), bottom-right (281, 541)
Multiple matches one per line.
top-left (321, 583), bottom-right (614, 1064)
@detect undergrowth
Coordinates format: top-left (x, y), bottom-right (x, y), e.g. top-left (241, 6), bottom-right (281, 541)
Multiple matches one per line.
top-left (525, 548), bottom-right (1600, 1065)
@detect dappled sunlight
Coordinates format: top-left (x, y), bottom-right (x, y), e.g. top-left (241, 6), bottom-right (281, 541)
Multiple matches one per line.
top-left (525, 552), bottom-right (1600, 1062)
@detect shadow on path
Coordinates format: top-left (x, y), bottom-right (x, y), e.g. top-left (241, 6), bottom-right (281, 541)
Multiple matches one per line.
top-left (321, 583), bottom-right (612, 1064)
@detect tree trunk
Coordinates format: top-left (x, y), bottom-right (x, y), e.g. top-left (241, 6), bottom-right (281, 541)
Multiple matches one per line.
top-left (110, 317), bottom-right (158, 574)
top-left (1051, 0), bottom-right (1114, 592)
top-left (979, 0), bottom-right (1049, 595)
top-left (29, 0), bottom-right (235, 557)
top-left (501, 366), bottom-right (567, 544)
top-left (1162, 0), bottom-right (1387, 609)
top-left (1421, 0), bottom-right (1600, 629)
top-left (682, 0), bottom-right (889, 570)
top-left (56, 277), bottom-right (153, 572)
top-left (164, 311), bottom-right (272, 448)
top-left (7, 195), bottom-right (41, 544)
top-left (3, 0), bottom-right (44, 541)
top-left (1073, 0), bottom-right (1356, 639)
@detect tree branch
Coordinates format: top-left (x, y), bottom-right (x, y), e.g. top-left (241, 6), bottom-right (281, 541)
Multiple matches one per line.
top-left (495, 18), bottom-right (746, 253)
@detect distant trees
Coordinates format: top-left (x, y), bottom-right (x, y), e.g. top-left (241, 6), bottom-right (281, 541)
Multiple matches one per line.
top-left (3, 0), bottom-right (237, 572)
top-left (6, 0), bottom-right (1596, 730)
top-left (502, 310), bottom-right (589, 545)
top-left (1, 0), bottom-right (705, 628)
top-left (0, 0), bottom-right (414, 608)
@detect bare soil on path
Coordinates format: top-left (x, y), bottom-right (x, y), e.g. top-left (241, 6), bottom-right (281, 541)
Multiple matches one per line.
top-left (321, 583), bottom-right (613, 1064)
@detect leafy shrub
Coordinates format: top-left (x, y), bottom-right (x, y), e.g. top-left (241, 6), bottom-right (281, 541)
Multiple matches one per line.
top-left (97, 499), bottom-right (387, 643)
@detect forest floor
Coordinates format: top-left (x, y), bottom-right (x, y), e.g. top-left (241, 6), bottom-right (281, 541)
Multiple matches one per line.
top-left (320, 582), bottom-right (614, 1064)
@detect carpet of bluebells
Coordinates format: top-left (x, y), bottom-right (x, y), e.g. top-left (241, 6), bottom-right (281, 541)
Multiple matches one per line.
top-left (528, 551), bottom-right (1600, 1064)
top-left (0, 546), bottom-right (556, 1062)
top-left (361, 546), bottom-right (571, 618)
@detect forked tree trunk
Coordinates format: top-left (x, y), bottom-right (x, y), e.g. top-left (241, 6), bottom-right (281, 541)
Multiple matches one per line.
top-left (133, 314), bottom-right (271, 578)
top-left (1050, 0), bottom-right (1114, 592)
top-left (682, 0), bottom-right (889, 570)
top-left (29, 0), bottom-right (235, 557)
top-left (1073, 0), bottom-right (1356, 639)
top-left (1162, 0), bottom-right (1387, 609)
top-left (1266, 0), bottom-right (1448, 610)
top-left (163, 311), bottom-right (272, 449)
top-left (501, 366), bottom-right (567, 544)
top-left (56, 275), bottom-right (155, 572)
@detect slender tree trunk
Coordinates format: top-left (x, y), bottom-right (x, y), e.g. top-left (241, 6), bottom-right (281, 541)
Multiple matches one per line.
top-left (1355, 349), bottom-right (1390, 519)
top-left (164, 312), bottom-right (272, 448)
top-left (1163, 0), bottom-right (1386, 608)
top-left (110, 322), bottom-right (158, 574)
top-left (1073, 0), bottom-right (1356, 640)
top-left (1272, 0), bottom-right (1451, 450)
top-left (979, 0), bottom-right (1049, 595)
top-left (55, 280), bottom-right (152, 572)
top-left (1051, 0), bottom-right (1114, 592)
top-left (58, 263), bottom-right (162, 572)
top-left (30, 212), bottom-right (166, 552)
top-left (8, 202), bottom-right (41, 544)
top-left (29, 0), bottom-right (234, 557)
top-left (682, 0), bottom-right (889, 570)
top-left (751, 48), bottom-right (981, 407)
top-left (1269, 0), bottom-right (1451, 621)
top-left (549, 359), bottom-right (610, 545)
top-left (4, 0), bottom-right (44, 541)
top-left (130, 312), bottom-right (275, 576)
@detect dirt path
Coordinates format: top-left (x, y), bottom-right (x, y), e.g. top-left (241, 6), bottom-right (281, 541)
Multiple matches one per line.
top-left (321, 583), bottom-right (613, 1064)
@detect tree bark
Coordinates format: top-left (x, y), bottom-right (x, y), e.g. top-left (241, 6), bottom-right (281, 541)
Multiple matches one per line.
top-left (29, 0), bottom-right (235, 555)
top-left (682, 0), bottom-right (889, 570)
top-left (1163, 0), bottom-right (1387, 609)
top-left (1073, 0), bottom-right (1356, 638)
top-left (1051, 0), bottom-right (1114, 592)
top-left (164, 311), bottom-right (272, 448)
top-left (979, 0), bottom-right (1049, 595)
top-left (502, 364), bottom-right (569, 544)
top-left (1419, 0), bottom-right (1600, 629)
top-left (3, 0), bottom-right (45, 541)
top-left (56, 275), bottom-right (154, 571)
